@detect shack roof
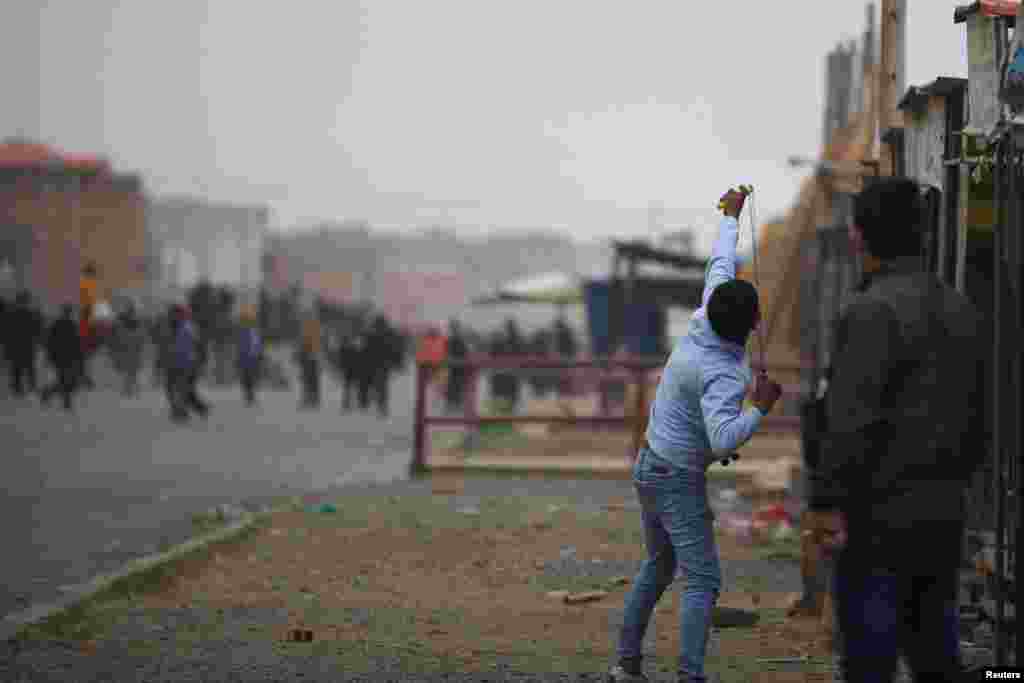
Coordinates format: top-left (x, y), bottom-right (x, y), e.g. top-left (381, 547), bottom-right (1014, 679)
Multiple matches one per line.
top-left (897, 77), bottom-right (968, 112)
top-left (0, 139), bottom-right (109, 172)
top-left (610, 240), bottom-right (706, 271)
top-left (954, 0), bottom-right (1019, 24)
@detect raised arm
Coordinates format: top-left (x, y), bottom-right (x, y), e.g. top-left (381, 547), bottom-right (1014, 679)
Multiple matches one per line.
top-left (699, 188), bottom-right (749, 311)
top-left (700, 215), bottom-right (741, 309)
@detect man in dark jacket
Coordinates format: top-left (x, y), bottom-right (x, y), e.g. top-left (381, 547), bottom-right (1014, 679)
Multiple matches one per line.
top-left (554, 316), bottom-right (577, 397)
top-left (5, 291), bottom-right (43, 397)
top-left (336, 329), bottom-right (361, 413)
top-left (0, 295), bottom-right (8, 387)
top-left (445, 319), bottom-right (469, 412)
top-left (365, 315), bottom-right (402, 418)
top-left (40, 305), bottom-right (83, 411)
top-left (354, 331), bottom-right (374, 413)
top-left (810, 178), bottom-right (989, 682)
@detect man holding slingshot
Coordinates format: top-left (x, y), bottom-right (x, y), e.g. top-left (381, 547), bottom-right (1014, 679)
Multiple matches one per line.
top-left (608, 187), bottom-right (782, 683)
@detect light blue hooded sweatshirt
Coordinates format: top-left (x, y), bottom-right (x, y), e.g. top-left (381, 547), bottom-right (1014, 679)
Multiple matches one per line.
top-left (644, 215), bottom-right (764, 472)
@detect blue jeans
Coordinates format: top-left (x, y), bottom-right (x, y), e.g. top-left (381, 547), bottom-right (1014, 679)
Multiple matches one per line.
top-left (617, 446), bottom-right (721, 682)
top-left (833, 546), bottom-right (962, 682)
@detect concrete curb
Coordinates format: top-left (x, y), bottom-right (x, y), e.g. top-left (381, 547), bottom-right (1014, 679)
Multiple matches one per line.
top-left (0, 497), bottom-right (297, 643)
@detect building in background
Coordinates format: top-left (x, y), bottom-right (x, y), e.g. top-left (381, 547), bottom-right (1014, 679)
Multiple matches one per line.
top-left (0, 138), bottom-right (147, 312)
top-left (377, 270), bottom-right (468, 333)
top-left (263, 221), bottom-right (376, 304)
top-left (147, 196), bottom-right (268, 307)
top-left (301, 271), bottom-right (357, 306)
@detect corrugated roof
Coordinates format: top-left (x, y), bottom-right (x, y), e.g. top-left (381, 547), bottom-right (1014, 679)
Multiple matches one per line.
top-left (955, 0), bottom-right (1020, 24)
top-left (0, 140), bottom-right (61, 168)
top-left (611, 241), bottom-right (706, 271)
top-left (62, 154), bottom-right (109, 171)
top-left (0, 139), bottom-right (108, 171)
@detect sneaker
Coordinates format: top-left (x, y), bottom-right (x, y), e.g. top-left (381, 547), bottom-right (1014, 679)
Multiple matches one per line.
top-left (607, 665), bottom-right (648, 682)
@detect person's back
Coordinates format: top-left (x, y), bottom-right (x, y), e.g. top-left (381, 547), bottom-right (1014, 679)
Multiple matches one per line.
top-left (174, 318), bottom-right (198, 371)
top-left (646, 328), bottom-right (730, 469)
top-left (6, 298), bottom-right (36, 354)
top-left (0, 297), bottom-right (8, 354)
top-left (807, 177), bottom-right (987, 683)
top-left (645, 250), bottom-right (765, 472)
top-left (555, 320), bottom-right (576, 357)
top-left (337, 334), bottom-right (356, 373)
top-left (237, 324), bottom-right (261, 367)
top-left (48, 315), bottom-right (81, 367)
top-left (365, 320), bottom-right (391, 370)
top-left (826, 265), bottom-right (986, 545)
top-left (300, 318), bottom-right (322, 356)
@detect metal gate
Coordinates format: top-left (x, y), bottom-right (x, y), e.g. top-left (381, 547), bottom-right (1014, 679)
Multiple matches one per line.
top-left (989, 130), bottom-right (1024, 665)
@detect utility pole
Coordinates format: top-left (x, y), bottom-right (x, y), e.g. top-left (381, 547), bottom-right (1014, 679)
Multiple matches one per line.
top-left (878, 0), bottom-right (906, 174)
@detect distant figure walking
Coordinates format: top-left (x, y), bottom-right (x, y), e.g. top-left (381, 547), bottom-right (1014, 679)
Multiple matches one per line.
top-left (40, 305), bottom-right (83, 411)
top-left (111, 306), bottom-right (147, 397)
top-left (0, 295), bottom-right (9, 385)
top-left (355, 331), bottom-right (375, 413)
top-left (366, 315), bottom-right (403, 418)
top-left (5, 291), bottom-right (43, 397)
top-left (237, 307), bottom-right (262, 406)
top-left (490, 318), bottom-right (524, 412)
top-left (445, 319), bottom-right (469, 413)
top-left (554, 316), bottom-right (577, 398)
top-left (296, 314), bottom-right (322, 409)
top-left (336, 330), bottom-right (362, 413)
top-left (417, 325), bottom-right (448, 410)
top-left (528, 327), bottom-right (552, 399)
top-left (170, 304), bottom-right (210, 422)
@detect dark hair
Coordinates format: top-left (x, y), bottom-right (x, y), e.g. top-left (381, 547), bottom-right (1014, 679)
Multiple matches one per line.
top-left (707, 279), bottom-right (759, 345)
top-left (852, 177), bottom-right (924, 259)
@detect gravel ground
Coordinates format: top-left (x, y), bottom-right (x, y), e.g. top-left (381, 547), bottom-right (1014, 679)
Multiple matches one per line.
top-left (0, 473), bottom-right (801, 683)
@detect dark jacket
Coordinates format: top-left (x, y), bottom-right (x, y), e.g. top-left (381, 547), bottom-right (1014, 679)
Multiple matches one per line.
top-left (366, 324), bottom-right (404, 374)
top-left (47, 317), bottom-right (83, 368)
top-left (336, 335), bottom-right (359, 378)
top-left (5, 306), bottom-right (43, 358)
top-left (809, 257), bottom-right (989, 548)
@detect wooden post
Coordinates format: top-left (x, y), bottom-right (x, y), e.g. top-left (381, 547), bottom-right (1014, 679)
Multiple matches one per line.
top-left (410, 363), bottom-right (429, 477)
top-left (462, 362), bottom-right (480, 450)
top-left (599, 364), bottom-right (611, 417)
top-left (878, 0), bottom-right (905, 173)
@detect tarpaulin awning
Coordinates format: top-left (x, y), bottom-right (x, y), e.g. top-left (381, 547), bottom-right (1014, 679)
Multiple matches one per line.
top-left (955, 0), bottom-right (1020, 23)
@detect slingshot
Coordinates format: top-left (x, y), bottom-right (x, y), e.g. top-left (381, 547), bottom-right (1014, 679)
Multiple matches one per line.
top-left (718, 184), bottom-right (766, 373)
top-left (718, 184), bottom-right (766, 466)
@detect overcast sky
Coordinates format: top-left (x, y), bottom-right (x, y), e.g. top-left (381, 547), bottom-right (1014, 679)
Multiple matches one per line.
top-left (4, 1), bottom-right (970, 252)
